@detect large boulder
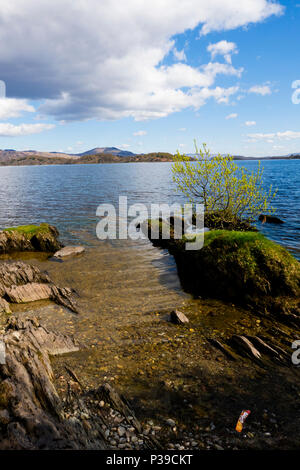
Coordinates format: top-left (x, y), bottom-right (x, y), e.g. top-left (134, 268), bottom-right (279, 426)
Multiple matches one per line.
top-left (0, 223), bottom-right (62, 254)
top-left (149, 229), bottom-right (300, 316)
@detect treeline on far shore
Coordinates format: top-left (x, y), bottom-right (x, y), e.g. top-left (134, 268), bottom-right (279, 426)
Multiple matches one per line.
top-left (0, 152), bottom-right (178, 166)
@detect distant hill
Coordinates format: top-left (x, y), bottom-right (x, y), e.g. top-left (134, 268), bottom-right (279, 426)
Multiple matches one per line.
top-left (0, 151), bottom-right (177, 166)
top-left (77, 147), bottom-right (135, 157)
top-left (0, 146), bottom-right (135, 162)
top-left (0, 147), bottom-right (299, 166)
top-left (0, 149), bottom-right (78, 162)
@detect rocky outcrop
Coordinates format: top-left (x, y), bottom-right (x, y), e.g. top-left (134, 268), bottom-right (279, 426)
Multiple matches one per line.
top-left (148, 228), bottom-right (300, 317)
top-left (0, 317), bottom-right (102, 449)
top-left (0, 261), bottom-right (78, 313)
top-left (259, 214), bottom-right (284, 224)
top-left (0, 317), bottom-right (158, 450)
top-left (0, 223), bottom-right (62, 254)
top-left (53, 246), bottom-right (85, 259)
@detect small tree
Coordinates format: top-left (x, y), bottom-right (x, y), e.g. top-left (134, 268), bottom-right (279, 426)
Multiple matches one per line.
top-left (172, 142), bottom-right (277, 222)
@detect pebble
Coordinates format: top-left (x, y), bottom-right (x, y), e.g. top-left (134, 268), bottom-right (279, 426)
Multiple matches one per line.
top-left (166, 418), bottom-right (176, 427)
top-left (118, 426), bottom-right (126, 437)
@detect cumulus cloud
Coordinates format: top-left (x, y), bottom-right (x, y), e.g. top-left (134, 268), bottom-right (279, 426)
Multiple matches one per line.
top-left (248, 85), bottom-right (272, 95)
top-left (226, 113), bottom-right (238, 119)
top-left (207, 40), bottom-right (238, 64)
top-left (133, 130), bottom-right (147, 136)
top-left (173, 48), bottom-right (187, 62)
top-left (245, 121), bottom-right (256, 126)
top-left (0, 123), bottom-right (55, 137)
top-left (0, 1), bottom-right (283, 121)
top-left (0, 97), bottom-right (34, 119)
top-left (247, 130), bottom-right (300, 141)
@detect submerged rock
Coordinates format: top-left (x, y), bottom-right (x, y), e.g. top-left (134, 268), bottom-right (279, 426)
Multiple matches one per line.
top-left (53, 246), bottom-right (85, 259)
top-left (0, 223), bottom-right (62, 254)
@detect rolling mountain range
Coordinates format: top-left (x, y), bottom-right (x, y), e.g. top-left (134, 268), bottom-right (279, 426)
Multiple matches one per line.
top-left (0, 147), bottom-right (299, 166)
top-left (0, 147), bottom-right (135, 162)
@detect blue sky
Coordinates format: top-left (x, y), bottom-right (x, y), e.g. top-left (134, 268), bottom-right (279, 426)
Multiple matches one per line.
top-left (0, 0), bottom-right (299, 156)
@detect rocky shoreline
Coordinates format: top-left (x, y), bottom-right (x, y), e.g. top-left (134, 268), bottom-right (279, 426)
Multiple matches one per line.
top-left (0, 223), bottom-right (300, 449)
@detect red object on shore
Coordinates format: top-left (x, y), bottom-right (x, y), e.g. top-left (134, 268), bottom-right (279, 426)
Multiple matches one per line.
top-left (235, 410), bottom-right (251, 432)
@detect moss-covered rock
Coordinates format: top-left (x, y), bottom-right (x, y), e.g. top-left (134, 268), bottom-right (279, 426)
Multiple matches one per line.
top-left (148, 225), bottom-right (300, 316)
top-left (0, 223), bottom-right (62, 253)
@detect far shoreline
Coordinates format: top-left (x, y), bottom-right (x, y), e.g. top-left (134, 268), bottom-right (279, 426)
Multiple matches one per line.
top-left (0, 155), bottom-right (300, 168)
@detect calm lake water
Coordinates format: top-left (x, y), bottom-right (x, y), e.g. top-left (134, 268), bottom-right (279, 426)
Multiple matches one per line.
top-left (0, 160), bottom-right (299, 258)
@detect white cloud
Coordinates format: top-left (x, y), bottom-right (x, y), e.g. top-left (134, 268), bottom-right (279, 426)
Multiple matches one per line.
top-left (0, 1), bottom-right (283, 121)
top-left (178, 127), bottom-right (186, 131)
top-left (133, 130), bottom-right (147, 136)
top-left (248, 85), bottom-right (272, 95)
top-left (226, 113), bottom-right (238, 119)
top-left (0, 98), bottom-right (34, 119)
top-left (247, 130), bottom-right (300, 141)
top-left (207, 40), bottom-right (238, 64)
top-left (245, 120), bottom-right (256, 126)
top-left (173, 48), bottom-right (187, 62)
top-left (0, 123), bottom-right (54, 137)
top-left (120, 143), bottom-right (131, 149)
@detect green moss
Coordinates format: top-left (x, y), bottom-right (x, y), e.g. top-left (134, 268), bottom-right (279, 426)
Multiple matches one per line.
top-left (148, 226), bottom-right (300, 313)
top-left (3, 223), bottom-right (52, 239)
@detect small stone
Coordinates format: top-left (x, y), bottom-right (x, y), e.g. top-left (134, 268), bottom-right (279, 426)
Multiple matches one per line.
top-left (53, 246), bottom-right (85, 259)
top-left (214, 444), bottom-right (224, 450)
top-left (0, 410), bottom-right (10, 425)
top-left (170, 310), bottom-right (189, 325)
top-left (166, 418), bottom-right (176, 427)
top-left (118, 426), bottom-right (126, 437)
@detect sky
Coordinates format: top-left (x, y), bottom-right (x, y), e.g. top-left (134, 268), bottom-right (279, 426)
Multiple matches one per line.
top-left (0, 0), bottom-right (299, 157)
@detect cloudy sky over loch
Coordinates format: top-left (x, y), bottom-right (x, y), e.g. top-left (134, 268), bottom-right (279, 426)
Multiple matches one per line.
top-left (0, 0), bottom-right (299, 156)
